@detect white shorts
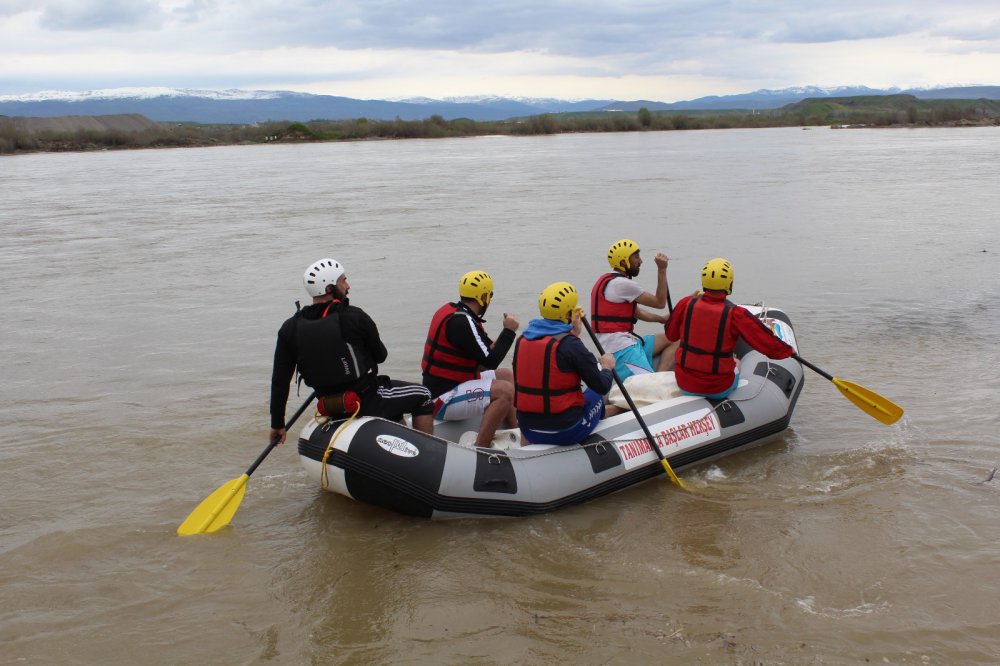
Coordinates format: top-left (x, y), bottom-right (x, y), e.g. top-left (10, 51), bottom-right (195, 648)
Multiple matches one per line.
top-left (433, 370), bottom-right (496, 421)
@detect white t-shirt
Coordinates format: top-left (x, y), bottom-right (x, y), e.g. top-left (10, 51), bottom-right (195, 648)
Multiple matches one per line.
top-left (595, 276), bottom-right (646, 354)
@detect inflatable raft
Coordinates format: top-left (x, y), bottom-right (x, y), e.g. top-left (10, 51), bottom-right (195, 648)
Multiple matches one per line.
top-left (297, 305), bottom-right (803, 518)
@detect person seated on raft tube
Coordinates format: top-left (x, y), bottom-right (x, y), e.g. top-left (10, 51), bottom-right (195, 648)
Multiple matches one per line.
top-left (591, 238), bottom-right (679, 380)
top-left (421, 270), bottom-right (520, 448)
top-left (269, 258), bottom-right (435, 445)
top-left (513, 282), bottom-right (617, 446)
top-left (664, 258), bottom-right (795, 399)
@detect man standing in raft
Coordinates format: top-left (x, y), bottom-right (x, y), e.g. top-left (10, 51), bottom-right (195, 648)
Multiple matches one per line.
top-left (269, 258), bottom-right (435, 445)
top-left (513, 282), bottom-right (617, 445)
top-left (421, 270), bottom-right (519, 448)
top-left (665, 258), bottom-right (795, 399)
top-left (591, 239), bottom-right (678, 380)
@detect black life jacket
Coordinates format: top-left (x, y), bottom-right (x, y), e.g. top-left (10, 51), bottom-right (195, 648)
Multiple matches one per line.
top-left (294, 301), bottom-right (371, 390)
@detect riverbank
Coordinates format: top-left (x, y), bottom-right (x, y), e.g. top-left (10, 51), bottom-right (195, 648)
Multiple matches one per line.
top-left (3, 93), bottom-right (999, 156)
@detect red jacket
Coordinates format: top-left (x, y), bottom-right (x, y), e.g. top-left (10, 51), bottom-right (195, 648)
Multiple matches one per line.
top-left (665, 291), bottom-right (794, 395)
top-left (421, 302), bottom-right (482, 383)
top-left (589, 272), bottom-right (637, 333)
top-left (513, 335), bottom-right (585, 415)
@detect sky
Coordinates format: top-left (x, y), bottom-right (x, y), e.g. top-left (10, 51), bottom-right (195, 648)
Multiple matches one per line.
top-left (2, 0), bottom-right (1000, 101)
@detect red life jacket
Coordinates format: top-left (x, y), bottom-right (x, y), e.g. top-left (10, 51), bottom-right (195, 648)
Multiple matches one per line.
top-left (513, 335), bottom-right (584, 415)
top-left (590, 272), bottom-right (637, 333)
top-left (677, 295), bottom-right (737, 375)
top-left (421, 302), bottom-right (482, 383)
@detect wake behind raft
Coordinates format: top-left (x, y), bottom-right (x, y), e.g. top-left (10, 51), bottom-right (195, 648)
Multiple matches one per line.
top-left (297, 305), bottom-right (803, 518)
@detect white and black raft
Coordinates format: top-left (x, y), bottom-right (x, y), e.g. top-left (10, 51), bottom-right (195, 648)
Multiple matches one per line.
top-left (297, 305), bottom-right (803, 518)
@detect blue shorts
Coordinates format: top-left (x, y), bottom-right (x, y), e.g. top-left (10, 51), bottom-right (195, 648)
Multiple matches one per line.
top-left (519, 389), bottom-right (606, 446)
top-left (612, 335), bottom-right (656, 380)
top-left (679, 372), bottom-right (740, 400)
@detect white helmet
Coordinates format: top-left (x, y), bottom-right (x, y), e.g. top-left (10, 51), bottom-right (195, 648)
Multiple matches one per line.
top-left (303, 258), bottom-right (345, 297)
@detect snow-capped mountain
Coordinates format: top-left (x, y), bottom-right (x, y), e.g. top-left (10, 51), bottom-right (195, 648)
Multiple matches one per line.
top-left (0, 87), bottom-right (291, 103)
top-left (2, 85), bottom-right (998, 124)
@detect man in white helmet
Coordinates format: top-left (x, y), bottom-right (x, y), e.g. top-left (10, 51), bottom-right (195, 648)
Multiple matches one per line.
top-left (269, 258), bottom-right (435, 445)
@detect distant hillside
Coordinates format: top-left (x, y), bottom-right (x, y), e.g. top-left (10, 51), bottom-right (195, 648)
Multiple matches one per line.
top-left (3, 85), bottom-right (999, 124)
top-left (0, 90), bottom-right (612, 124)
top-left (1, 113), bottom-right (161, 133)
top-left (602, 85), bottom-right (1000, 112)
top-left (783, 94), bottom-right (1000, 122)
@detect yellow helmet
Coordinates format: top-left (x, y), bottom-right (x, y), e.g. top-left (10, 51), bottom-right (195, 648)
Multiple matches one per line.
top-left (701, 258), bottom-right (734, 294)
top-left (607, 239), bottom-right (640, 272)
top-left (458, 270), bottom-right (494, 308)
top-left (538, 282), bottom-right (579, 323)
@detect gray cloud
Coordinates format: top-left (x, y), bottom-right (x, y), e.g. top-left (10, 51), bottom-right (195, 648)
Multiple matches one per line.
top-left (4, 0), bottom-right (1000, 98)
top-left (37, 0), bottom-right (163, 30)
top-left (142, 0), bottom-right (997, 62)
top-left (11, 0), bottom-right (1000, 53)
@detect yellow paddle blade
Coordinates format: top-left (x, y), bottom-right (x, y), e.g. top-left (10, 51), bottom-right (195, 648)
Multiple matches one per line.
top-left (177, 474), bottom-right (249, 536)
top-left (832, 377), bottom-right (904, 425)
top-left (660, 458), bottom-right (687, 490)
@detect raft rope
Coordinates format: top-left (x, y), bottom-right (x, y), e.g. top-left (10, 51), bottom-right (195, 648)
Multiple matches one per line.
top-left (319, 400), bottom-right (362, 490)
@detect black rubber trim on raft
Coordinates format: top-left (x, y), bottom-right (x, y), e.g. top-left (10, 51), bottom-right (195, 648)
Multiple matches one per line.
top-left (584, 439), bottom-right (623, 473)
top-left (474, 450), bottom-right (518, 494)
top-left (296, 377), bottom-right (803, 517)
top-left (753, 361), bottom-right (797, 398)
top-left (705, 397), bottom-right (746, 428)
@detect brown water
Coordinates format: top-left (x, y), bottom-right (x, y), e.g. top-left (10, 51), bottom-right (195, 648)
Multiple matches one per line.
top-left (2, 127), bottom-right (998, 664)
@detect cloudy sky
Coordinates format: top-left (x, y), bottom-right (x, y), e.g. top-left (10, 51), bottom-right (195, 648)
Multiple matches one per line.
top-left (2, 0), bottom-right (999, 101)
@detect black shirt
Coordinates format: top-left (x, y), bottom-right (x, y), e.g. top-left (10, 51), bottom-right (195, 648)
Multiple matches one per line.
top-left (269, 298), bottom-right (386, 428)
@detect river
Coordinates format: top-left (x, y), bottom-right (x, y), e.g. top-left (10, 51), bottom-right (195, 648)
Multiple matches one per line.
top-left (2, 126), bottom-right (998, 664)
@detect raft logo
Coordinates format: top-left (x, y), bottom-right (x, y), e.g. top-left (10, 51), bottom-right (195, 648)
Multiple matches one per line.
top-left (614, 409), bottom-right (720, 470)
top-left (376, 435), bottom-right (420, 458)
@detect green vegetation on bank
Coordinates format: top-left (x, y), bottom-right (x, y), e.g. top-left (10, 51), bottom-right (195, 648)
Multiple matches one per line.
top-left (2, 94), bottom-right (998, 155)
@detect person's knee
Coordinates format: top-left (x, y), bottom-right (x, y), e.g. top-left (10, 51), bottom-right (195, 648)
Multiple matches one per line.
top-left (652, 332), bottom-right (671, 355)
top-left (490, 379), bottom-right (515, 405)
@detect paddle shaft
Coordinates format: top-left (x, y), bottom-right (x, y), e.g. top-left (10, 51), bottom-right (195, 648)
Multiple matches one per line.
top-left (250, 391), bottom-right (318, 476)
top-left (792, 354), bottom-right (833, 381)
top-left (581, 317), bottom-right (668, 464)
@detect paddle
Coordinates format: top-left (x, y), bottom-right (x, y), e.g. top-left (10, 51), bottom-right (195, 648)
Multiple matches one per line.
top-left (177, 391), bottom-right (317, 535)
top-left (581, 316), bottom-right (686, 489)
top-left (793, 355), bottom-right (903, 425)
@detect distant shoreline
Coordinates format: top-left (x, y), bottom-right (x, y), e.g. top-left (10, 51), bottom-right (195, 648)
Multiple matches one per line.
top-left (3, 95), bottom-right (999, 156)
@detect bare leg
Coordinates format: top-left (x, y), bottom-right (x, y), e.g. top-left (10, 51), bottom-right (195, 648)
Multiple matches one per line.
top-left (495, 368), bottom-right (518, 428)
top-left (604, 404), bottom-right (627, 417)
top-left (412, 414), bottom-right (434, 435)
top-left (475, 378), bottom-right (514, 447)
top-left (654, 333), bottom-right (678, 371)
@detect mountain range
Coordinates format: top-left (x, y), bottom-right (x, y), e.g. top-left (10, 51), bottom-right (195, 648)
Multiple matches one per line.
top-left (2, 85), bottom-right (999, 125)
